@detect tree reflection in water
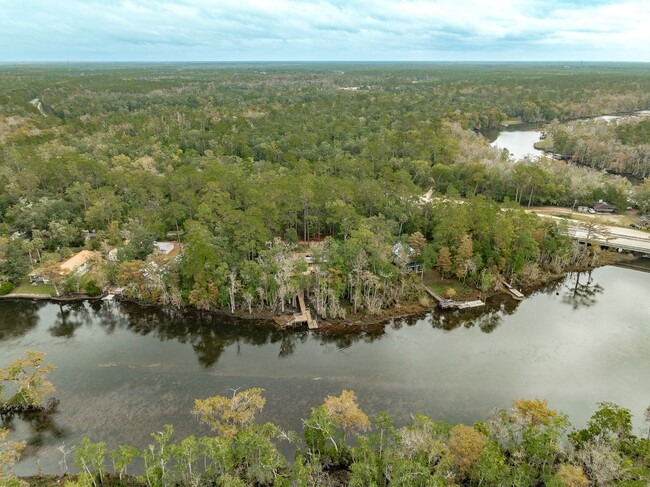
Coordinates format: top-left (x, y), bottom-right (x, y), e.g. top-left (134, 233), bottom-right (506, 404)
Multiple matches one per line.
top-left (429, 297), bottom-right (520, 334)
top-left (1, 401), bottom-right (66, 460)
top-left (105, 304), bottom-right (278, 367)
top-left (0, 295), bottom-right (533, 372)
top-left (0, 300), bottom-right (46, 340)
top-left (66, 299), bottom-right (532, 367)
top-left (561, 271), bottom-right (604, 309)
top-left (49, 301), bottom-right (93, 338)
top-left (86, 302), bottom-right (403, 366)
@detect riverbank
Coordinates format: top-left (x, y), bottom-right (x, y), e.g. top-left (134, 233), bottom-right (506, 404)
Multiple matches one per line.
top-left (0, 292), bottom-right (106, 302)
top-left (532, 143), bottom-right (646, 183)
top-left (0, 252), bottom-right (635, 333)
top-left (3, 263), bottom-right (649, 478)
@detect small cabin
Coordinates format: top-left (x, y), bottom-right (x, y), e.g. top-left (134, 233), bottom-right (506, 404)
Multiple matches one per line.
top-left (593, 200), bottom-right (616, 214)
top-left (392, 243), bottom-right (422, 274)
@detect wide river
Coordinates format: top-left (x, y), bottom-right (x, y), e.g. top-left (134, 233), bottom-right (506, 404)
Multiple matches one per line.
top-left (1, 263), bottom-right (649, 475)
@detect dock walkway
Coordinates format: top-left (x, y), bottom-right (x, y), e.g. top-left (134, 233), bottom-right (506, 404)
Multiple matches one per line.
top-left (279, 293), bottom-right (319, 329)
top-left (500, 280), bottom-right (525, 300)
top-left (422, 286), bottom-right (485, 310)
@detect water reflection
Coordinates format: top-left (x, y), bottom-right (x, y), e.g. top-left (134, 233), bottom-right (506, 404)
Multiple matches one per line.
top-left (431, 297), bottom-right (521, 333)
top-left (0, 268), bottom-right (604, 371)
top-left (82, 303), bottom-right (403, 366)
top-left (49, 302), bottom-right (93, 338)
top-left (1, 401), bottom-right (66, 460)
top-left (0, 300), bottom-right (45, 340)
top-left (1, 295), bottom-right (530, 368)
top-left (561, 271), bottom-right (604, 309)
top-left (109, 305), bottom-right (282, 367)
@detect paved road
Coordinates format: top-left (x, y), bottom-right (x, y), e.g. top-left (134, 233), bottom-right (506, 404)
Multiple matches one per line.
top-left (539, 214), bottom-right (650, 253)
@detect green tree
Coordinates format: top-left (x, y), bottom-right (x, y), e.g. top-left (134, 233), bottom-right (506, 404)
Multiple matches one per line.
top-left (109, 444), bottom-right (139, 481)
top-left (73, 438), bottom-right (107, 487)
top-left (123, 227), bottom-right (156, 261)
top-left (570, 401), bottom-right (633, 448)
top-left (141, 424), bottom-right (174, 487)
top-left (48, 219), bottom-right (82, 248)
top-left (0, 239), bottom-right (29, 284)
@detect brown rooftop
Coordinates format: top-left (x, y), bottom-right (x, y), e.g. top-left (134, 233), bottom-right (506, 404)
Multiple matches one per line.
top-left (59, 250), bottom-right (99, 273)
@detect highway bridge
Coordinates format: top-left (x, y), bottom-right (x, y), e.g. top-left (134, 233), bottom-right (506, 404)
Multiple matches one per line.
top-left (540, 215), bottom-right (650, 254)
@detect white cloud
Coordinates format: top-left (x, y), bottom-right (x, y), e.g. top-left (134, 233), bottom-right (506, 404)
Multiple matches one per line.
top-left (0, 0), bottom-right (648, 60)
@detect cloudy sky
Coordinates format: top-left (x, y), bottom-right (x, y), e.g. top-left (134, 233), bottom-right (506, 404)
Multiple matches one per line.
top-left (1, 0), bottom-right (648, 62)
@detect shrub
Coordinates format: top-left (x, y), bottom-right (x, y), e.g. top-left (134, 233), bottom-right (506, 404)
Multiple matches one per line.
top-left (0, 282), bottom-right (15, 296)
top-left (84, 280), bottom-right (102, 297)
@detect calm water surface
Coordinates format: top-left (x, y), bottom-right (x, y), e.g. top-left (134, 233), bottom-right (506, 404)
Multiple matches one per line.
top-left (1, 264), bottom-right (649, 475)
top-left (490, 129), bottom-right (544, 161)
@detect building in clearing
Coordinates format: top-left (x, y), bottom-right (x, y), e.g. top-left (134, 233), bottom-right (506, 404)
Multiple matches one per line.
top-left (593, 200), bottom-right (616, 214)
top-left (59, 250), bottom-right (99, 275)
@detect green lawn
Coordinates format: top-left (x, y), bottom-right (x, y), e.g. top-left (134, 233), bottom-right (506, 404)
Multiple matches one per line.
top-left (10, 279), bottom-right (56, 296)
top-left (422, 269), bottom-right (475, 300)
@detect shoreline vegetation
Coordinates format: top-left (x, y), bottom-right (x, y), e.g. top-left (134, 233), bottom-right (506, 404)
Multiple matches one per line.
top-left (2, 368), bottom-right (649, 486)
top-left (0, 250), bottom-right (633, 332)
top-left (531, 112), bottom-right (650, 181)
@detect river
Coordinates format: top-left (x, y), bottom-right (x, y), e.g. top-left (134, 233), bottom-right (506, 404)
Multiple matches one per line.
top-left (487, 122), bottom-right (545, 161)
top-left (487, 110), bottom-right (650, 162)
top-left (1, 264), bottom-right (649, 475)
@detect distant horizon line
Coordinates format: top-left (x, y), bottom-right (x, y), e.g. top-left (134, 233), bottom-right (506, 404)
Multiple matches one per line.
top-left (1, 60), bottom-right (649, 65)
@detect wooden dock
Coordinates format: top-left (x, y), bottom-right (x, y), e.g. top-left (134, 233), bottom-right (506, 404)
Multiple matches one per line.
top-left (422, 286), bottom-right (485, 310)
top-left (455, 299), bottom-right (486, 309)
top-left (500, 280), bottom-right (525, 300)
top-left (278, 293), bottom-right (318, 329)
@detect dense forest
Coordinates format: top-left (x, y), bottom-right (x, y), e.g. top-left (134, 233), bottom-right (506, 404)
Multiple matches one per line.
top-left (1, 353), bottom-right (649, 486)
top-left (1, 63), bottom-right (649, 317)
top-left (539, 116), bottom-right (650, 180)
